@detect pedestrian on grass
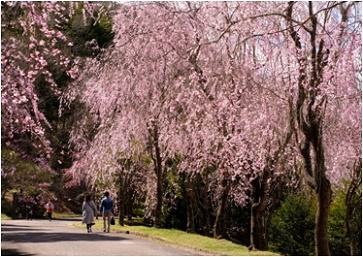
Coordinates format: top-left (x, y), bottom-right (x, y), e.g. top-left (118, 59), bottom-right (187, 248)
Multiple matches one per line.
top-left (82, 195), bottom-right (98, 233)
top-left (45, 200), bottom-right (54, 221)
top-left (99, 191), bottom-right (114, 233)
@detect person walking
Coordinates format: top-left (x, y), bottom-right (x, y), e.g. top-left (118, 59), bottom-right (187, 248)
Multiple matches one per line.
top-left (45, 200), bottom-right (54, 221)
top-left (99, 191), bottom-right (114, 233)
top-left (82, 195), bottom-right (98, 233)
top-left (25, 197), bottom-right (31, 220)
top-left (25, 201), bottom-right (34, 220)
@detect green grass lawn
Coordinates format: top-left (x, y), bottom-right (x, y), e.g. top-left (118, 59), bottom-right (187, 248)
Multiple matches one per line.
top-left (74, 218), bottom-right (279, 256)
top-left (52, 212), bottom-right (81, 219)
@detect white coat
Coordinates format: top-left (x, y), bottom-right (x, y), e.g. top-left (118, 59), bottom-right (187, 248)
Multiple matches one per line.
top-left (82, 200), bottom-right (98, 224)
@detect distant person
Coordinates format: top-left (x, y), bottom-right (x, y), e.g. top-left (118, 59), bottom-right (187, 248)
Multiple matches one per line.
top-left (25, 200), bottom-right (34, 220)
top-left (99, 191), bottom-right (114, 233)
top-left (82, 195), bottom-right (98, 233)
top-left (45, 200), bottom-right (54, 221)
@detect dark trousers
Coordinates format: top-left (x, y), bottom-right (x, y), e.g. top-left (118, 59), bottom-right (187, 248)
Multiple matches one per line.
top-left (26, 211), bottom-right (33, 220)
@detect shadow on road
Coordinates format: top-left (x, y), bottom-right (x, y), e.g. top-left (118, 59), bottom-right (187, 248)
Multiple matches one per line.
top-left (1, 248), bottom-right (35, 256)
top-left (1, 224), bottom-right (33, 228)
top-left (2, 223), bottom-right (129, 244)
top-left (1, 224), bottom-right (42, 232)
top-left (12, 217), bottom-right (82, 222)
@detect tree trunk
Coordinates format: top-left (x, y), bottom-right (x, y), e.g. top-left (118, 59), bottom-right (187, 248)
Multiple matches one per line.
top-left (185, 172), bottom-right (211, 236)
top-left (249, 175), bottom-right (269, 251)
top-left (155, 174), bottom-right (163, 227)
top-left (250, 204), bottom-right (268, 251)
top-left (213, 176), bottom-right (231, 239)
top-left (193, 173), bottom-right (211, 236)
top-left (299, 121), bottom-right (332, 256)
top-left (126, 192), bottom-right (133, 222)
top-left (286, 2), bottom-right (334, 254)
top-left (149, 121), bottom-right (163, 228)
top-left (315, 177), bottom-right (332, 255)
top-left (313, 123), bottom-right (332, 256)
top-left (118, 172), bottom-right (125, 226)
top-left (185, 174), bottom-right (195, 233)
top-left (186, 188), bottom-right (195, 233)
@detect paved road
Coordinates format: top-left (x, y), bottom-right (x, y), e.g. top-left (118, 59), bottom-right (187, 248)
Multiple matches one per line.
top-left (1, 219), bottom-right (199, 256)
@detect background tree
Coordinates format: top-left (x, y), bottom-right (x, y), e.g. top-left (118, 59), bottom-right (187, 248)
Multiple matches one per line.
top-left (1, 1), bottom-right (115, 213)
top-left (1, 2), bottom-right (74, 158)
top-left (4, 2), bottom-right (356, 255)
top-left (64, 4), bottom-right (361, 254)
top-left (283, 2), bottom-right (361, 254)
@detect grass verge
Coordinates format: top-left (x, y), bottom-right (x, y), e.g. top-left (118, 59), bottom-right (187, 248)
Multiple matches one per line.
top-left (52, 212), bottom-right (81, 219)
top-left (73, 218), bottom-right (279, 256)
top-left (1, 212), bottom-right (80, 220)
top-left (1, 213), bottom-right (12, 220)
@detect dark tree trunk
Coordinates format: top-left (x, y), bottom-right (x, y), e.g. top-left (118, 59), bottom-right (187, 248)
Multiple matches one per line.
top-left (193, 173), bottom-right (211, 236)
top-left (312, 119), bottom-right (332, 256)
top-left (185, 172), bottom-right (211, 236)
top-left (153, 135), bottom-right (163, 228)
top-left (285, 2), bottom-right (344, 254)
top-left (297, 97), bottom-right (332, 256)
top-left (297, 111), bottom-right (332, 256)
top-left (249, 174), bottom-right (269, 251)
top-left (148, 120), bottom-right (164, 228)
top-left (126, 192), bottom-right (133, 222)
top-left (185, 175), bottom-right (195, 233)
top-left (315, 177), bottom-right (332, 255)
top-left (249, 171), bottom-right (288, 251)
top-left (155, 175), bottom-right (163, 227)
top-left (213, 175), bottom-right (231, 239)
top-left (250, 205), bottom-right (268, 251)
top-left (118, 172), bottom-right (125, 226)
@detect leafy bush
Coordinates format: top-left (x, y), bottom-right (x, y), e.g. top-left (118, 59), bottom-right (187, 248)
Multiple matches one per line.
top-left (1, 199), bottom-right (13, 217)
top-left (270, 187), bottom-right (361, 256)
top-left (329, 187), bottom-right (362, 256)
top-left (1, 148), bottom-right (54, 197)
top-left (269, 193), bottom-right (315, 255)
top-left (328, 189), bottom-right (349, 255)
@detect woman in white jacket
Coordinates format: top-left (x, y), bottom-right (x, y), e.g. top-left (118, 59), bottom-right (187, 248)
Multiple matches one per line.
top-left (82, 195), bottom-right (98, 233)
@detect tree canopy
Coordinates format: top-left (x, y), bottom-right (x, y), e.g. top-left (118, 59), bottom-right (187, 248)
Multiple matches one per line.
top-left (1, 1), bottom-right (361, 255)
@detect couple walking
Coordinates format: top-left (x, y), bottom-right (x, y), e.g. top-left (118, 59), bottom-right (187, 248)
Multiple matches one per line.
top-left (82, 191), bottom-right (114, 233)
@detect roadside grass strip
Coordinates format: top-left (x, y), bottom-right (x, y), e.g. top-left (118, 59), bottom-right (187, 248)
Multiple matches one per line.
top-left (74, 219), bottom-right (279, 256)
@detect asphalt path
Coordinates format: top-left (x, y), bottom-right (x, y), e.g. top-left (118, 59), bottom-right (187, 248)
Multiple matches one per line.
top-left (1, 219), bottom-right (200, 256)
